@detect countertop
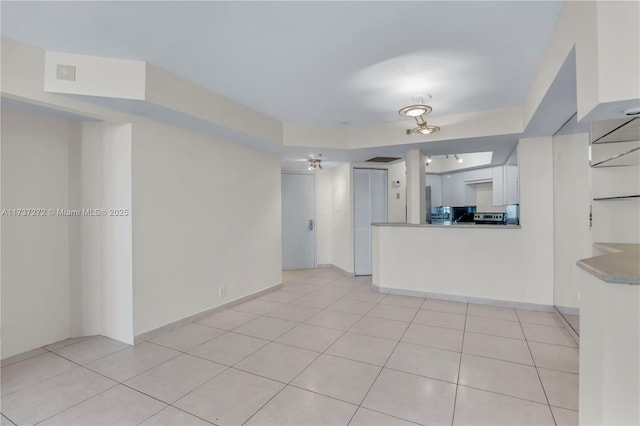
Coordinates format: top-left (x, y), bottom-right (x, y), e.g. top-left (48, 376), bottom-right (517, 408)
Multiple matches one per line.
top-left (373, 222), bottom-right (521, 229)
top-left (577, 243), bottom-right (640, 285)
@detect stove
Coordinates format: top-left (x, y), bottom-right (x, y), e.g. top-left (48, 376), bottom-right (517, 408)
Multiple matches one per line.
top-left (473, 212), bottom-right (506, 224)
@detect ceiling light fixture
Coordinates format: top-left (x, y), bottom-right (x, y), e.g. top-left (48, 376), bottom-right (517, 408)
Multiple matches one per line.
top-left (455, 154), bottom-right (463, 163)
top-left (426, 156), bottom-right (433, 163)
top-left (400, 95), bottom-right (440, 136)
top-left (307, 155), bottom-right (323, 171)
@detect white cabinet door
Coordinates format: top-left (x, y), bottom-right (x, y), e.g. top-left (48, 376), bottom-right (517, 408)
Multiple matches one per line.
top-left (493, 166), bottom-right (505, 206)
top-left (426, 174), bottom-right (442, 206)
top-left (463, 168), bottom-right (493, 183)
top-left (354, 169), bottom-right (388, 276)
top-left (442, 173), bottom-right (466, 206)
top-left (505, 165), bottom-right (519, 204)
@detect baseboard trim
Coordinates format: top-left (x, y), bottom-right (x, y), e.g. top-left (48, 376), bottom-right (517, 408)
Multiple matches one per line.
top-left (134, 283), bottom-right (282, 344)
top-left (373, 285), bottom-right (556, 312)
top-left (554, 306), bottom-right (580, 346)
top-left (555, 305), bottom-right (579, 316)
top-left (320, 264), bottom-right (355, 277)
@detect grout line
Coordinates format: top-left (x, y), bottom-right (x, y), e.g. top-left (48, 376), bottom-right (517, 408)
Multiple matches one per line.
top-left (347, 407), bottom-right (423, 426)
top-left (347, 296), bottom-right (422, 425)
top-left (516, 310), bottom-right (558, 426)
top-left (138, 405), bottom-right (217, 426)
top-left (33, 378), bottom-right (121, 425)
top-left (0, 413), bottom-right (18, 426)
top-left (452, 300), bottom-right (469, 426)
top-left (455, 383), bottom-right (555, 408)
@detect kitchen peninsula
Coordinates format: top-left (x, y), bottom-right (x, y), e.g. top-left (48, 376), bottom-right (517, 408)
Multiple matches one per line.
top-left (577, 243), bottom-right (639, 426)
top-left (372, 138), bottom-right (554, 308)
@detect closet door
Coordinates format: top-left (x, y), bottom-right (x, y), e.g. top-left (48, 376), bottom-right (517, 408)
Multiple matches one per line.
top-left (354, 169), bottom-right (388, 275)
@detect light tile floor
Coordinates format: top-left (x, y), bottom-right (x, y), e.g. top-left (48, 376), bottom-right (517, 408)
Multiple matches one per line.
top-left (1, 268), bottom-right (579, 425)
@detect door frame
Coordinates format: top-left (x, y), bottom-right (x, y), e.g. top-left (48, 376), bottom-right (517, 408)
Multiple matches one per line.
top-left (281, 171), bottom-right (317, 269)
top-left (352, 167), bottom-right (388, 276)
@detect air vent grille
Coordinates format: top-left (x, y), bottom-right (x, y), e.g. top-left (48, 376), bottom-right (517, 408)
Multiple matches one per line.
top-left (365, 157), bottom-right (402, 163)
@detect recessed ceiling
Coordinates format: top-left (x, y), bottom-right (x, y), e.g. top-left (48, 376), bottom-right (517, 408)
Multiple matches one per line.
top-left (1, 1), bottom-right (564, 126)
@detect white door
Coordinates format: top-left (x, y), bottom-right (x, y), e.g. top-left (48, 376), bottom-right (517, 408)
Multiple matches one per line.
top-left (354, 168), bottom-right (388, 276)
top-left (281, 173), bottom-right (315, 270)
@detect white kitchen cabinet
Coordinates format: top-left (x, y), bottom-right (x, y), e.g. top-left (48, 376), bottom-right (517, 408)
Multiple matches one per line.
top-left (463, 167), bottom-right (493, 183)
top-left (441, 173), bottom-right (465, 206)
top-left (425, 174), bottom-right (442, 206)
top-left (504, 165), bottom-right (519, 204)
top-left (492, 166), bottom-right (505, 206)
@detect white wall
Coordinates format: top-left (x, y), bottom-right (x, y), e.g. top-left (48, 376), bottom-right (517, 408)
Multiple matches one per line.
top-left (552, 133), bottom-right (592, 309)
top-left (373, 137), bottom-right (555, 305)
top-left (329, 164), bottom-right (353, 274)
top-left (596, 1), bottom-right (640, 104)
top-left (1, 108), bottom-right (76, 358)
top-left (316, 170), bottom-right (333, 265)
top-left (406, 151), bottom-right (426, 224)
top-left (44, 51), bottom-right (146, 100)
top-left (75, 122), bottom-right (134, 344)
top-left (100, 124), bottom-right (134, 342)
top-left (386, 162), bottom-right (407, 223)
top-left (131, 120), bottom-right (282, 336)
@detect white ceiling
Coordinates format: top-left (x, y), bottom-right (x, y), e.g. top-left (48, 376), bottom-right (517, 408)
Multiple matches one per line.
top-left (1, 1), bottom-right (564, 127)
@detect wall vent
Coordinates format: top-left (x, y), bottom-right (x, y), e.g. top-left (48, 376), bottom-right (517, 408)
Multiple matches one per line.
top-left (365, 156), bottom-right (402, 163)
top-left (56, 64), bottom-right (76, 81)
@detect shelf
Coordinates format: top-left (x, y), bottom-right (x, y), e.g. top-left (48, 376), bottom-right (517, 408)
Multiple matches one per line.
top-left (593, 195), bottom-right (640, 201)
top-left (590, 146), bottom-right (640, 168)
top-left (592, 117), bottom-right (640, 144)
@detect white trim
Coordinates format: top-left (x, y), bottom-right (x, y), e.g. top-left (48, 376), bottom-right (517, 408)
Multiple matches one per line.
top-left (317, 263), bottom-right (355, 277)
top-left (554, 307), bottom-right (580, 346)
top-left (555, 305), bottom-right (579, 316)
top-left (373, 284), bottom-right (556, 312)
top-left (134, 283), bottom-right (282, 344)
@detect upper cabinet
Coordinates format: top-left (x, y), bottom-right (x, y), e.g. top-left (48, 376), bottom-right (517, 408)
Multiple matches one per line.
top-left (428, 146), bottom-right (519, 208)
top-left (493, 145), bottom-right (519, 206)
top-left (426, 174), bottom-right (443, 206)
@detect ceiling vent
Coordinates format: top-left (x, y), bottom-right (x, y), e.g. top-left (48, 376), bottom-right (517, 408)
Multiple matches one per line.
top-left (365, 156), bottom-right (402, 163)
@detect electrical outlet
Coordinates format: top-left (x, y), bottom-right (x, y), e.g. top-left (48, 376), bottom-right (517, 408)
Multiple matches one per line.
top-left (219, 286), bottom-right (227, 298)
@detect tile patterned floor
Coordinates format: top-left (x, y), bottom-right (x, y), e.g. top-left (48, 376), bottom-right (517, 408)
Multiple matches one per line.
top-left (1, 268), bottom-right (578, 425)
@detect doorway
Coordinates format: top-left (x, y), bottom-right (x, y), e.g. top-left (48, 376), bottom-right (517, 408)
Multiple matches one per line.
top-left (354, 168), bottom-right (388, 275)
top-left (281, 173), bottom-right (316, 270)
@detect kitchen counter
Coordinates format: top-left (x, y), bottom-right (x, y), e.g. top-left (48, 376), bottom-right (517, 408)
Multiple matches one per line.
top-left (371, 222), bottom-right (552, 305)
top-left (373, 222), bottom-right (521, 229)
top-left (576, 242), bottom-right (640, 285)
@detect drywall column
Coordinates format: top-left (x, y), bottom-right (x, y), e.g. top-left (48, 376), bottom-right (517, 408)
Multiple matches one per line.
top-left (79, 122), bottom-right (134, 344)
top-left (553, 133), bottom-right (592, 310)
top-left (406, 150), bottom-right (425, 224)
